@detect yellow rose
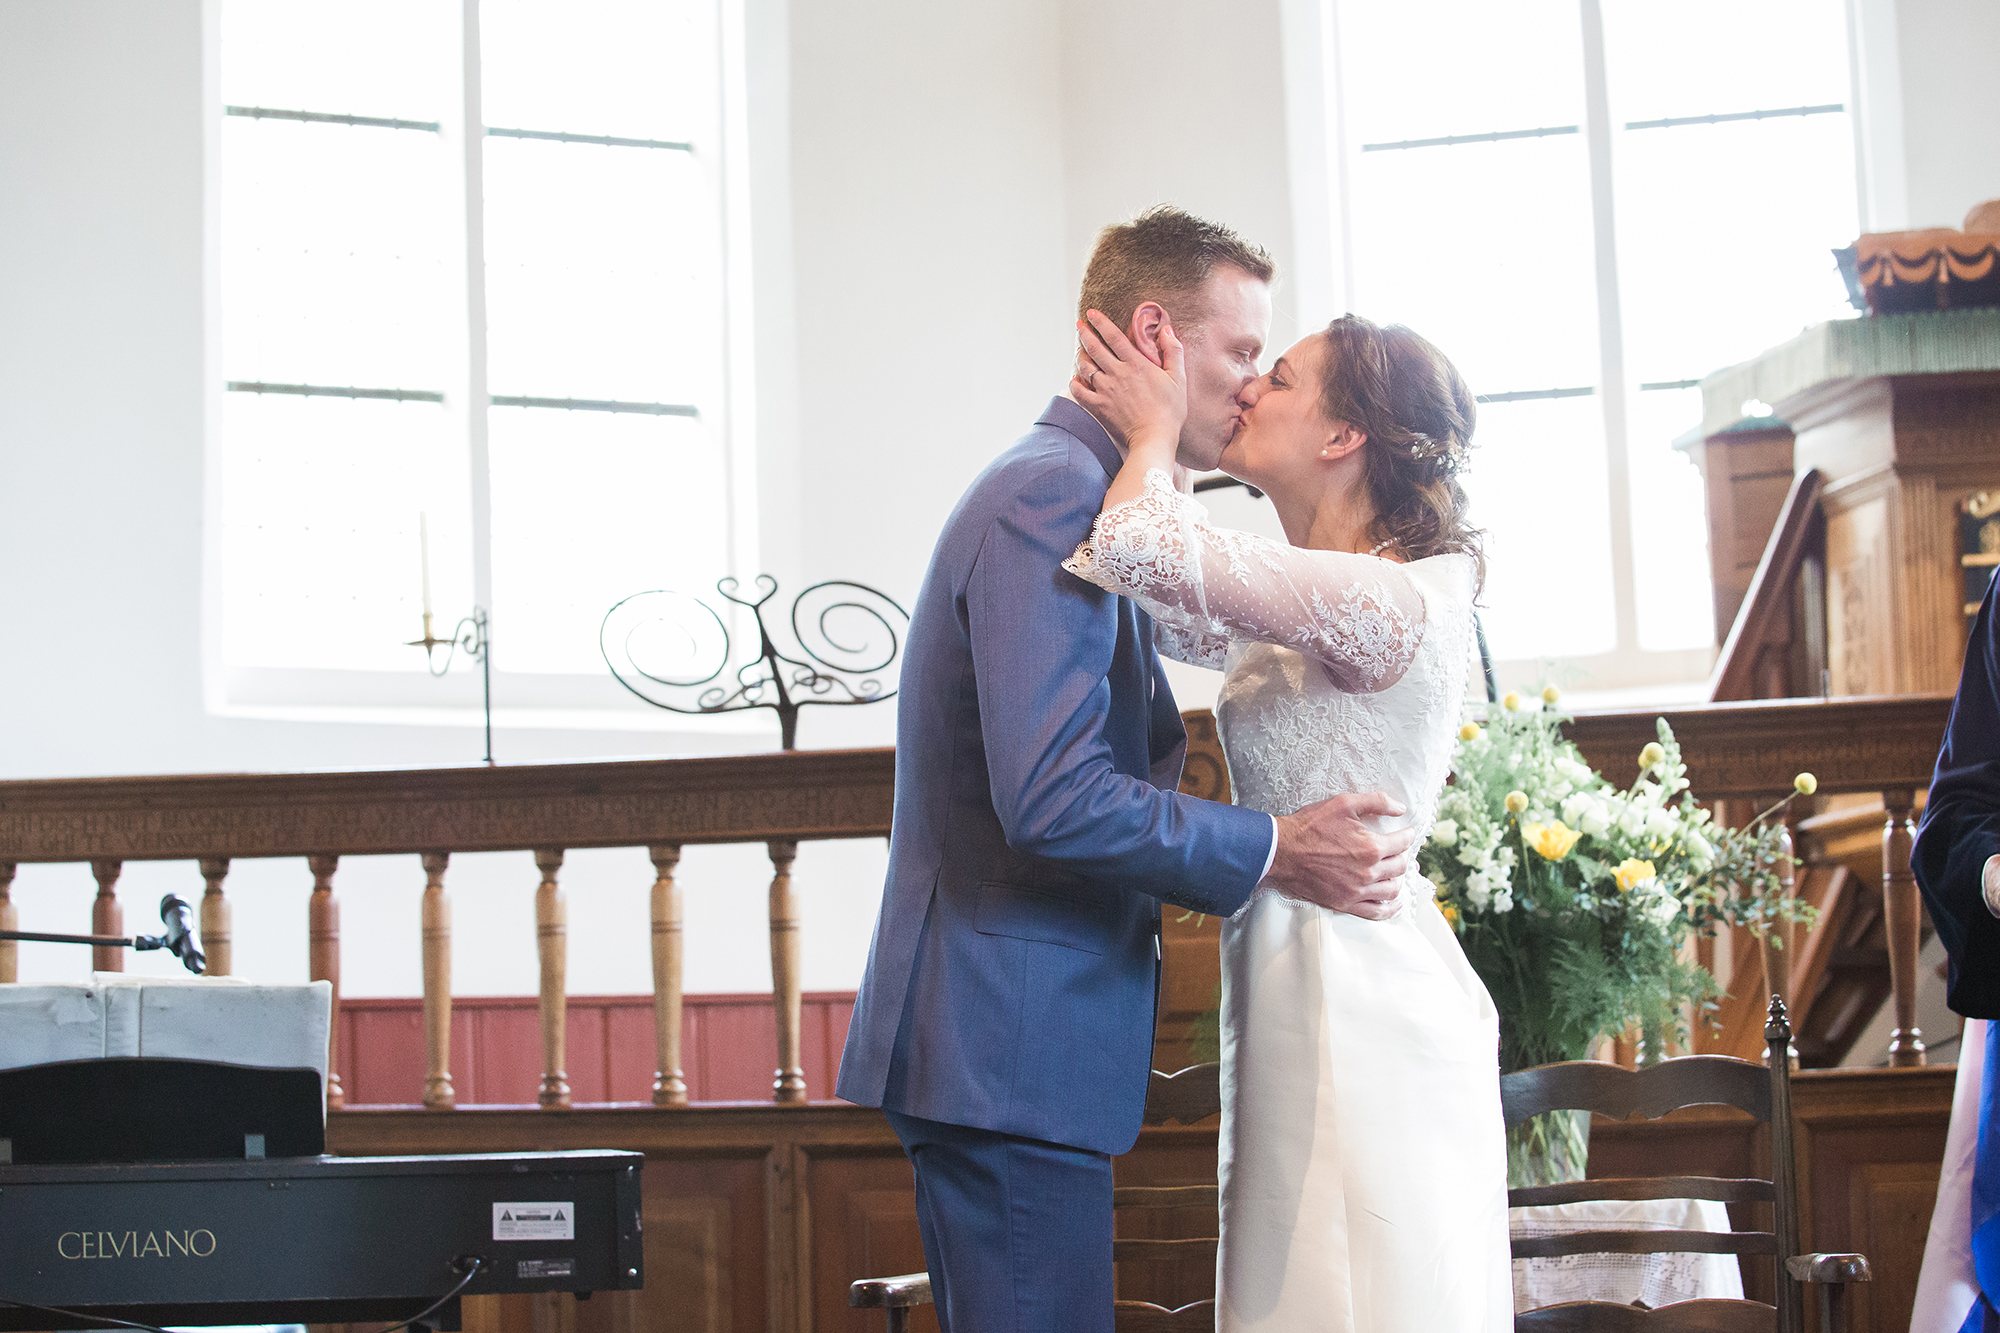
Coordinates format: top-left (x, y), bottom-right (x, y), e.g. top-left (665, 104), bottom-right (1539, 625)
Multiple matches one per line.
top-left (1794, 772), bottom-right (1817, 796)
top-left (1638, 742), bottom-right (1666, 770)
top-left (1504, 790), bottom-right (1529, 814)
top-left (1613, 858), bottom-right (1656, 892)
top-left (1502, 692), bottom-right (1522, 712)
top-left (1459, 722), bottom-right (1482, 743)
top-left (1541, 686), bottom-right (1561, 704)
top-left (1437, 900), bottom-right (1459, 926)
top-left (1523, 820), bottom-right (1582, 861)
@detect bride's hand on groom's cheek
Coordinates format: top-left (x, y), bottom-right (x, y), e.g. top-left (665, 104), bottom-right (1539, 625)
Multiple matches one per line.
top-left (1072, 309), bottom-right (1188, 452)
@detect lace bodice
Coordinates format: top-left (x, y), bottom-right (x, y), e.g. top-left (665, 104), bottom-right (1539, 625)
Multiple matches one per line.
top-left (1064, 469), bottom-right (1427, 693)
top-left (1064, 468), bottom-right (1477, 885)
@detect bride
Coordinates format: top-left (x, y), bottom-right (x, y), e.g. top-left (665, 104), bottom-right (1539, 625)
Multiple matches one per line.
top-left (1064, 309), bottom-right (1513, 1329)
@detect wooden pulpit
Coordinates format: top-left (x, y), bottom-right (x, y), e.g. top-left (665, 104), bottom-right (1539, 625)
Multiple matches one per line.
top-left (1691, 308), bottom-right (2000, 696)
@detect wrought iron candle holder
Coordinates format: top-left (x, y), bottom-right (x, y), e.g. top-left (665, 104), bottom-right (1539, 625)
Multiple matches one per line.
top-left (408, 607), bottom-right (494, 765)
top-left (600, 575), bottom-right (907, 750)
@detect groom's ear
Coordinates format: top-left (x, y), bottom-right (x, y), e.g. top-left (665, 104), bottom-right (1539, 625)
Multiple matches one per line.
top-left (1128, 301), bottom-right (1169, 368)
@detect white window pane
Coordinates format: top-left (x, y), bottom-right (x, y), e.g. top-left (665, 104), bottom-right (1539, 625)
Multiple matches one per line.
top-left (221, 118), bottom-right (453, 389)
top-left (480, 0), bottom-right (718, 141)
top-left (1348, 138), bottom-right (1601, 394)
top-left (1611, 116), bottom-right (1860, 385)
top-left (222, 0), bottom-right (453, 121)
top-left (1602, 0), bottom-right (1851, 124)
top-left (1338, 0), bottom-right (1585, 147)
top-left (221, 394), bottom-right (469, 671)
top-left (483, 137), bottom-right (722, 405)
top-left (1627, 388), bottom-right (1716, 652)
top-left (489, 410), bottom-right (728, 674)
top-left (1463, 396), bottom-right (1617, 660)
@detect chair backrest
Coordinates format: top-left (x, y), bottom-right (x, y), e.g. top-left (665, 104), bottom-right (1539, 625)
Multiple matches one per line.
top-left (1111, 1065), bottom-right (1223, 1331)
top-left (1499, 997), bottom-right (1803, 1333)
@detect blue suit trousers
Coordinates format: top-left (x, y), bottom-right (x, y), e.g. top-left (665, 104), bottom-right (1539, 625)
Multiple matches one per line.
top-left (885, 1109), bottom-right (1114, 1333)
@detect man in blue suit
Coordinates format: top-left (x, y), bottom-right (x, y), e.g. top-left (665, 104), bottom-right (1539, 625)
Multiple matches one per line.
top-left (836, 208), bottom-right (1416, 1333)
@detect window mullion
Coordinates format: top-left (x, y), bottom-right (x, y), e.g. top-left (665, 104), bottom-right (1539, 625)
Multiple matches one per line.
top-left (457, 0), bottom-right (494, 622)
top-left (1578, 0), bottom-right (1640, 659)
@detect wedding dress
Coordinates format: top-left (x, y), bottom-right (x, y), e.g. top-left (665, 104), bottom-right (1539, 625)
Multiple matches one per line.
top-left (1066, 469), bottom-right (1513, 1331)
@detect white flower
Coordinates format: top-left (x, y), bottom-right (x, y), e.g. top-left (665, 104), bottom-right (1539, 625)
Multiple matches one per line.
top-left (1619, 807), bottom-right (1647, 837)
top-left (1465, 870), bottom-right (1492, 910)
top-left (1492, 889), bottom-right (1515, 913)
top-left (1554, 757), bottom-right (1594, 785)
top-left (1649, 892), bottom-right (1684, 925)
top-left (1430, 819), bottom-right (1459, 847)
top-left (1457, 845), bottom-right (1484, 868)
top-left (1646, 808), bottom-right (1678, 838)
top-left (1579, 804), bottom-right (1612, 836)
top-left (1683, 831), bottom-right (1713, 869)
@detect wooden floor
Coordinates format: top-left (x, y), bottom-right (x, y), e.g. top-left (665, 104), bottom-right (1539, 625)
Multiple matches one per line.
top-left (321, 1063), bottom-right (1953, 1333)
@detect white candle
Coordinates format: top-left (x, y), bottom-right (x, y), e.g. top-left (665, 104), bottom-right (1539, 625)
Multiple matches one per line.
top-left (419, 512), bottom-right (433, 620)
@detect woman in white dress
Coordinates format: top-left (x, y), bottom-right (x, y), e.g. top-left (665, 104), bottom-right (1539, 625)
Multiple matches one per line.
top-left (1064, 309), bottom-right (1514, 1331)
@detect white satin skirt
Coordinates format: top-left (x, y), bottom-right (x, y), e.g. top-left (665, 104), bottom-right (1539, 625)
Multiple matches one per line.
top-left (1215, 883), bottom-right (1514, 1332)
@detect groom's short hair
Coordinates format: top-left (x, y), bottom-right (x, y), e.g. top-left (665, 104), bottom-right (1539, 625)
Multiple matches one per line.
top-left (1079, 206), bottom-right (1275, 337)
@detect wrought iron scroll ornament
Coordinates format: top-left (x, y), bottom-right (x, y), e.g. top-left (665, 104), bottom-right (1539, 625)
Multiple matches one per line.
top-left (600, 575), bottom-right (908, 750)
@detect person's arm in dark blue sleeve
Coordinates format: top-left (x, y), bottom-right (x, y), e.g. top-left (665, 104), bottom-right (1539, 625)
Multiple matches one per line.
top-left (964, 458), bottom-right (1272, 918)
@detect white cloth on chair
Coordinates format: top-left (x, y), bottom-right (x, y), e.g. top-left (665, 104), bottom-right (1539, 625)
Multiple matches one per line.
top-left (1510, 1197), bottom-right (1745, 1311)
top-left (0, 974), bottom-right (333, 1105)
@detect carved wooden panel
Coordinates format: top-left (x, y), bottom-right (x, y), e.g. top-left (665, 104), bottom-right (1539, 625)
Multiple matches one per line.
top-left (1839, 1161), bottom-right (1940, 1333)
top-left (1826, 496), bottom-right (1891, 696)
top-left (806, 1152), bottom-right (938, 1333)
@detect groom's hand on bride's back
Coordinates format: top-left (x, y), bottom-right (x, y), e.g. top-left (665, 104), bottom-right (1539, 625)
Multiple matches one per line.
top-left (1266, 794), bottom-right (1415, 921)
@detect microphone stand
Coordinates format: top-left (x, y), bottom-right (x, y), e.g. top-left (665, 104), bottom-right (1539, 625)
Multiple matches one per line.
top-left (2, 895), bottom-right (207, 973)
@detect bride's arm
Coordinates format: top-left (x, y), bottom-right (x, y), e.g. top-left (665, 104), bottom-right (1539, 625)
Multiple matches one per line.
top-left (1064, 468), bottom-right (1429, 693)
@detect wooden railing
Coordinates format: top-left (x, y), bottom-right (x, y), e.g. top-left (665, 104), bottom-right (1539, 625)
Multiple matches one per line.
top-left (0, 693), bottom-right (1954, 1110)
top-left (0, 750), bottom-right (893, 1108)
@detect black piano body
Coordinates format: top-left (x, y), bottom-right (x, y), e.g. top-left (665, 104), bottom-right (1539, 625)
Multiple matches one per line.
top-left (0, 1149), bottom-right (644, 1329)
top-left (0, 1058), bottom-right (642, 1329)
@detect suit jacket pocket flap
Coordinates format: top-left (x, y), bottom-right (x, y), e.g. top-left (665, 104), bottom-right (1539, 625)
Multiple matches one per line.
top-left (974, 881), bottom-right (1111, 955)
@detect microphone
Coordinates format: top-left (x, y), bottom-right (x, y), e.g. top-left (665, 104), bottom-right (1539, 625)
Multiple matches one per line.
top-left (158, 894), bottom-right (206, 974)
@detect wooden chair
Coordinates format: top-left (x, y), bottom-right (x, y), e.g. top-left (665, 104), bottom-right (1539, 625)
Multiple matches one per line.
top-left (848, 1064), bottom-right (1222, 1332)
top-left (1503, 995), bottom-right (1871, 1332)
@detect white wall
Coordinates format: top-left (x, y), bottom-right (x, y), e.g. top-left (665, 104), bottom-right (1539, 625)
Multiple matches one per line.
top-left (1849, 0), bottom-right (2000, 231)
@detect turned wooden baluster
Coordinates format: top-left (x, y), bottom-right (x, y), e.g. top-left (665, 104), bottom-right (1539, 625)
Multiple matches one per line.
top-left (1761, 820), bottom-right (1801, 1068)
top-left (198, 857), bottom-right (232, 977)
top-left (536, 849), bottom-right (570, 1110)
top-left (650, 844), bottom-right (688, 1107)
top-left (308, 855), bottom-right (344, 1110)
top-left (421, 852), bottom-right (456, 1108)
top-left (768, 840), bottom-right (807, 1104)
top-left (0, 862), bottom-right (16, 984)
top-left (1882, 788), bottom-right (1926, 1066)
top-left (91, 860), bottom-right (124, 972)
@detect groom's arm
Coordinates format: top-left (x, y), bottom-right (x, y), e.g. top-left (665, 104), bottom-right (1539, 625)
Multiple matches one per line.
top-left (966, 456), bottom-right (1271, 917)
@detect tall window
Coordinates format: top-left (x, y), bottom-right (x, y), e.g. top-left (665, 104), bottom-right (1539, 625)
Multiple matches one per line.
top-left (1331, 0), bottom-right (1858, 688)
top-left (219, 0), bottom-right (741, 707)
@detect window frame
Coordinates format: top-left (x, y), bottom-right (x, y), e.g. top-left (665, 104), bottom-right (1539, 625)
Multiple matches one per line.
top-left (1311, 0), bottom-right (1855, 696)
top-left (205, 0), bottom-right (760, 731)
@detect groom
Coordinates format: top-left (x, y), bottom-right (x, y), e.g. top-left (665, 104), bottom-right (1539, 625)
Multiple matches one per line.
top-left (835, 207), bottom-right (1416, 1332)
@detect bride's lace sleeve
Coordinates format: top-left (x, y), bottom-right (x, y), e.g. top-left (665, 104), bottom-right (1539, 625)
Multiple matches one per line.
top-left (1063, 467), bottom-right (1426, 692)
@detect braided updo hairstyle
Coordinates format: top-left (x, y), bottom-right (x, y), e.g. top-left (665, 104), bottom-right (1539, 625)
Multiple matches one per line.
top-left (1316, 314), bottom-right (1484, 587)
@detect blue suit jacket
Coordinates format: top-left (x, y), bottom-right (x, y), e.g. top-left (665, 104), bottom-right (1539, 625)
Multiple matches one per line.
top-left (835, 398), bottom-right (1273, 1154)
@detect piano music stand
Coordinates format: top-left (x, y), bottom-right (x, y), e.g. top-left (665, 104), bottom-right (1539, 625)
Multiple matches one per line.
top-left (0, 1057), bottom-right (323, 1165)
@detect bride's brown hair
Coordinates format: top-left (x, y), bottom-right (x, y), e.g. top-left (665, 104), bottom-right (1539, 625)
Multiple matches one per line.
top-left (1315, 314), bottom-right (1485, 587)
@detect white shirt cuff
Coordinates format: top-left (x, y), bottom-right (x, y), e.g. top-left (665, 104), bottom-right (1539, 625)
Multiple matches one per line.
top-left (1257, 814), bottom-right (1279, 885)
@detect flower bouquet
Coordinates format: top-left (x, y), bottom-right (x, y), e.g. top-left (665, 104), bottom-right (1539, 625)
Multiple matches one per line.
top-left (1419, 688), bottom-right (1818, 1186)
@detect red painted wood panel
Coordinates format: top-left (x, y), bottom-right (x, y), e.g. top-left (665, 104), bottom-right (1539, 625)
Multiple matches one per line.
top-left (338, 992), bottom-right (859, 1107)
